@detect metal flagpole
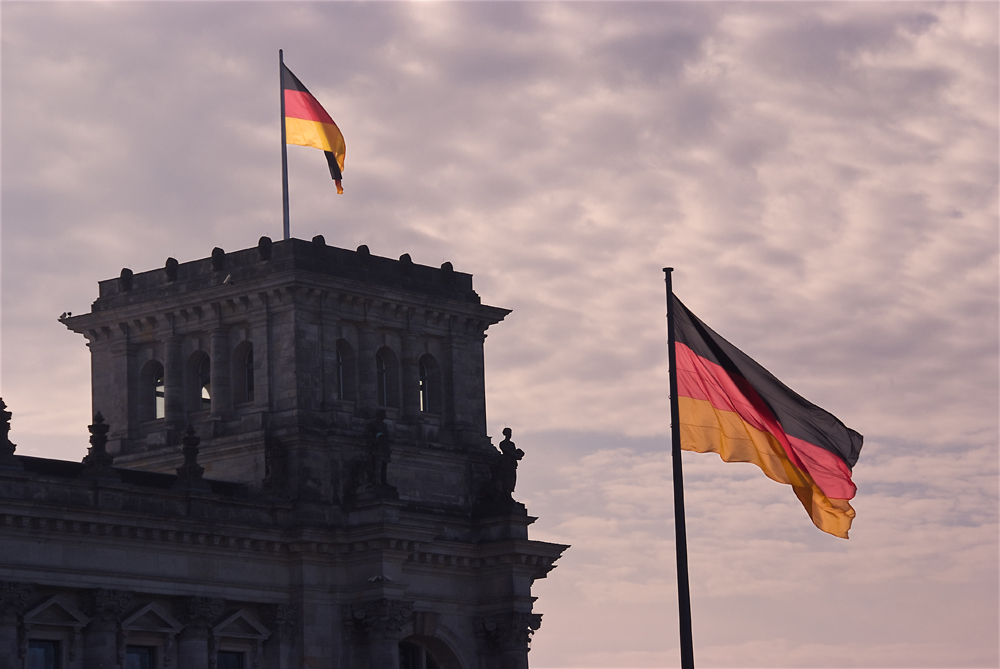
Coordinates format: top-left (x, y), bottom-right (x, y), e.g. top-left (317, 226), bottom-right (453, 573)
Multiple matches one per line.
top-left (664, 267), bottom-right (695, 669)
top-left (280, 49), bottom-right (291, 241)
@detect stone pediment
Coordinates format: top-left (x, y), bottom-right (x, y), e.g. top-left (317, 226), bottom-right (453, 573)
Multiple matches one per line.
top-left (122, 602), bottom-right (184, 634)
top-left (213, 609), bottom-right (270, 640)
top-left (23, 595), bottom-right (90, 628)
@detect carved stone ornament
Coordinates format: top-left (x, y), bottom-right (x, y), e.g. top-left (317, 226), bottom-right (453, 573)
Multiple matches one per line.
top-left (342, 598), bottom-right (413, 640)
top-left (259, 604), bottom-right (299, 636)
top-left (81, 412), bottom-right (119, 480)
top-left (165, 257), bottom-right (179, 282)
top-left (474, 611), bottom-right (542, 652)
top-left (81, 589), bottom-right (134, 625)
top-left (257, 236), bottom-right (273, 262)
top-left (0, 581), bottom-right (34, 624)
top-left (174, 597), bottom-right (225, 635)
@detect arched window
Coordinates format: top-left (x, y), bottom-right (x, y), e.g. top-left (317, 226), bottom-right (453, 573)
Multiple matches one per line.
top-left (232, 341), bottom-right (254, 404)
top-left (376, 352), bottom-right (388, 407)
top-left (336, 339), bottom-right (356, 401)
top-left (154, 365), bottom-right (165, 419)
top-left (418, 355), bottom-right (441, 414)
top-left (140, 360), bottom-right (165, 421)
top-left (187, 351), bottom-right (211, 413)
top-left (399, 641), bottom-right (441, 669)
top-left (375, 347), bottom-right (399, 408)
top-left (198, 356), bottom-right (211, 411)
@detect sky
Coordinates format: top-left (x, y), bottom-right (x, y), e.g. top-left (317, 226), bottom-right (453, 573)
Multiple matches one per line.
top-left (1, 2), bottom-right (997, 668)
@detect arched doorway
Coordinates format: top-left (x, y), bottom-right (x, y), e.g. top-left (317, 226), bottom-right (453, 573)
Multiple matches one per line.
top-left (399, 640), bottom-right (441, 669)
top-left (399, 634), bottom-right (466, 669)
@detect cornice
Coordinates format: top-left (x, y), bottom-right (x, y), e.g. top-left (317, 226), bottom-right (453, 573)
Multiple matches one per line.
top-left (64, 268), bottom-right (509, 343)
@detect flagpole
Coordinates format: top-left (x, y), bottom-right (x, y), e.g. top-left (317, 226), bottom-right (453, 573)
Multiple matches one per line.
top-left (279, 49), bottom-right (291, 241)
top-left (664, 267), bottom-right (695, 669)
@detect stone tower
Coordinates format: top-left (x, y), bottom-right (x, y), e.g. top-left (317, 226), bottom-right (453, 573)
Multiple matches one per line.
top-left (0, 236), bottom-right (569, 669)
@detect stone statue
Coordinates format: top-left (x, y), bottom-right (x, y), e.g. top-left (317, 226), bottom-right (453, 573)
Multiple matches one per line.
top-left (0, 398), bottom-right (23, 470)
top-left (363, 410), bottom-right (391, 486)
top-left (496, 428), bottom-right (524, 499)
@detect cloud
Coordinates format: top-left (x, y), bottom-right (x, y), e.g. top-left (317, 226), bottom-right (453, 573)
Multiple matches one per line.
top-left (2, 3), bottom-right (996, 666)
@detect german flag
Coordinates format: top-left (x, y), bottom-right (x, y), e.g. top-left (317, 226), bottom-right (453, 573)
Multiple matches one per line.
top-left (672, 294), bottom-right (863, 538)
top-left (281, 63), bottom-right (345, 194)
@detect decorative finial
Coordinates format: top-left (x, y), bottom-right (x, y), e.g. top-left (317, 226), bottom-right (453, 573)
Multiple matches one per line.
top-left (81, 411), bottom-right (118, 479)
top-left (0, 398), bottom-right (23, 471)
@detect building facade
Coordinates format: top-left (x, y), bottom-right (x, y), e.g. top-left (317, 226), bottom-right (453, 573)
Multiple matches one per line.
top-left (0, 237), bottom-right (566, 669)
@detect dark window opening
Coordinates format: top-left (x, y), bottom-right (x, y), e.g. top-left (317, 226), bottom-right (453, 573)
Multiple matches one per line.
top-left (125, 646), bottom-right (155, 669)
top-left (244, 345), bottom-right (254, 403)
top-left (27, 640), bottom-right (60, 669)
top-left (216, 651), bottom-right (244, 669)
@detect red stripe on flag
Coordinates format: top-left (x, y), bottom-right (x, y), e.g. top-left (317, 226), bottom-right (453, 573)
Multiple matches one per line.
top-left (676, 342), bottom-right (856, 500)
top-left (284, 89), bottom-right (335, 125)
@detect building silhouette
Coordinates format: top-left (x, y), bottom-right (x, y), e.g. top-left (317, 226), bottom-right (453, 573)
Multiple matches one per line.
top-left (0, 237), bottom-right (567, 669)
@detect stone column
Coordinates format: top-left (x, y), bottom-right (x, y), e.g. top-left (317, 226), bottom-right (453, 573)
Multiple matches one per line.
top-left (357, 326), bottom-right (378, 413)
top-left (164, 335), bottom-right (184, 428)
top-left (106, 334), bottom-right (132, 453)
top-left (0, 581), bottom-right (33, 669)
top-left (210, 328), bottom-right (232, 418)
top-left (175, 597), bottom-right (224, 669)
top-left (344, 599), bottom-right (412, 669)
top-left (400, 334), bottom-right (421, 420)
top-left (81, 589), bottom-right (133, 669)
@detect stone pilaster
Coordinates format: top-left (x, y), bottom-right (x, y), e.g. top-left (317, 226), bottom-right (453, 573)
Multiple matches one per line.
top-left (401, 334), bottom-right (421, 420)
top-left (0, 581), bottom-right (33, 669)
top-left (175, 597), bottom-right (224, 669)
top-left (442, 333), bottom-right (463, 429)
top-left (81, 589), bottom-right (133, 669)
top-left (357, 325), bottom-right (378, 413)
top-left (260, 604), bottom-right (298, 669)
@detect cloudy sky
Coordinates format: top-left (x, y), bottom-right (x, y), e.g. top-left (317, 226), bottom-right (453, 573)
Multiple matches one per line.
top-left (1, 2), bottom-right (997, 667)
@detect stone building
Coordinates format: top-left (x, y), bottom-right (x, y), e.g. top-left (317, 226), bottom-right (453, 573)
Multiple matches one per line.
top-left (0, 237), bottom-right (567, 669)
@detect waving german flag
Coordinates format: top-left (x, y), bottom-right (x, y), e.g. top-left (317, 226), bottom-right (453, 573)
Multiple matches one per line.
top-left (672, 294), bottom-right (863, 538)
top-left (281, 63), bottom-right (345, 193)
